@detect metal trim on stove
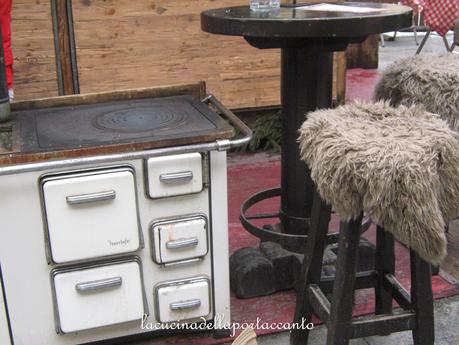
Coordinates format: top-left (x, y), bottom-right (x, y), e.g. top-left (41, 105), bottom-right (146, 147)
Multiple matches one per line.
top-left (150, 213), bottom-right (210, 266)
top-left (49, 256), bottom-right (149, 334)
top-left (74, 276), bottom-right (123, 293)
top-left (159, 171), bottom-right (194, 184)
top-left (166, 237), bottom-right (199, 250)
top-left (0, 95), bottom-right (252, 176)
top-left (65, 189), bottom-right (117, 205)
top-left (162, 258), bottom-right (204, 268)
top-left (39, 165), bottom-right (144, 266)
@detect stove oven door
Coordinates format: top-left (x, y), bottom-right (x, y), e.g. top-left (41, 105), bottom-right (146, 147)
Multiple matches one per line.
top-left (151, 214), bottom-right (209, 264)
top-left (51, 258), bottom-right (146, 334)
top-left (154, 276), bottom-right (211, 323)
top-left (41, 167), bottom-right (141, 264)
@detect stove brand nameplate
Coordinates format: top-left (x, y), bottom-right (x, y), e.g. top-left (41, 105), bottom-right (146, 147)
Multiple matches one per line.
top-left (17, 95), bottom-right (234, 153)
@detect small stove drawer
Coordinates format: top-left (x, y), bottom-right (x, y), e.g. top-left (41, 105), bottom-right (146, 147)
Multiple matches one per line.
top-left (154, 276), bottom-right (211, 323)
top-left (51, 258), bottom-right (146, 334)
top-left (41, 167), bottom-right (141, 264)
top-left (146, 153), bottom-right (203, 198)
top-left (151, 214), bottom-right (208, 264)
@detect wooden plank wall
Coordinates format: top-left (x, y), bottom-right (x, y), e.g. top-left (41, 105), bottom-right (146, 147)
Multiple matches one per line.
top-left (71, 0), bottom-right (280, 109)
top-left (10, 0), bottom-right (345, 108)
top-left (346, 35), bottom-right (379, 69)
top-left (11, 0), bottom-right (59, 101)
top-left (345, 0), bottom-right (400, 69)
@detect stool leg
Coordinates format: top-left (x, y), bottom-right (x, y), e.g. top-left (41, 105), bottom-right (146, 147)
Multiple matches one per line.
top-left (375, 226), bottom-right (395, 317)
top-left (326, 213), bottom-right (363, 345)
top-left (291, 192), bottom-right (331, 345)
top-left (416, 29), bottom-right (431, 55)
top-left (410, 250), bottom-right (435, 345)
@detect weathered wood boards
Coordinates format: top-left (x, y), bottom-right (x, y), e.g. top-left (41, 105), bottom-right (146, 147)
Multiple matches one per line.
top-left (71, 0), bottom-right (280, 109)
top-left (11, 0), bottom-right (59, 101)
top-left (346, 35), bottom-right (379, 69)
top-left (11, 0), bottom-right (346, 108)
top-left (345, 0), bottom-right (400, 69)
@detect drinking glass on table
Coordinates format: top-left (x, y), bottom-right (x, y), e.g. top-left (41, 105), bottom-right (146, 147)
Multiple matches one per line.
top-left (271, 0), bottom-right (281, 9)
top-left (250, 0), bottom-right (271, 11)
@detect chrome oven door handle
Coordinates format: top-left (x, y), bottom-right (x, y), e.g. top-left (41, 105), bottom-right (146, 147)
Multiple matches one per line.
top-left (169, 299), bottom-right (201, 311)
top-left (165, 237), bottom-right (199, 250)
top-left (159, 171), bottom-right (193, 184)
top-left (75, 276), bottom-right (122, 293)
top-left (66, 190), bottom-right (116, 205)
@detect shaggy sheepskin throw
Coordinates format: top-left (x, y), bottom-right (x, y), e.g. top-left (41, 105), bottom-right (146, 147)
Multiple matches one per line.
top-left (374, 53), bottom-right (459, 132)
top-left (298, 102), bottom-right (459, 264)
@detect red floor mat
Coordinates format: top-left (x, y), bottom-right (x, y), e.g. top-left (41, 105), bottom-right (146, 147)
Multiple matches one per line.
top-left (145, 156), bottom-right (459, 345)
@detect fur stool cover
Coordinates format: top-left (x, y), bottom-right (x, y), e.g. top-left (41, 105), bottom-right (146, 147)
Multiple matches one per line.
top-left (298, 102), bottom-right (459, 264)
top-left (374, 53), bottom-right (459, 132)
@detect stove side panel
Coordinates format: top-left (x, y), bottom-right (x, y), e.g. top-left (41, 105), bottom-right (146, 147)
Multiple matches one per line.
top-left (209, 150), bottom-right (231, 329)
top-left (0, 265), bottom-right (12, 345)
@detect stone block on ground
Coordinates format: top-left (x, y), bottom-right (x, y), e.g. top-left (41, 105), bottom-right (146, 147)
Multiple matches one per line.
top-left (230, 247), bottom-right (275, 298)
top-left (260, 241), bottom-right (298, 291)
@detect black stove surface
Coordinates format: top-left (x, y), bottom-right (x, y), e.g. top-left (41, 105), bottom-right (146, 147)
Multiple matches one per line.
top-left (17, 95), bottom-right (233, 152)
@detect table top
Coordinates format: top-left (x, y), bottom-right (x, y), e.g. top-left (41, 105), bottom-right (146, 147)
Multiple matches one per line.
top-left (201, 2), bottom-right (412, 39)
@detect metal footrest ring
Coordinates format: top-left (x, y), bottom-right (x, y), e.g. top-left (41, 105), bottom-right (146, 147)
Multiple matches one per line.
top-left (240, 187), bottom-right (372, 254)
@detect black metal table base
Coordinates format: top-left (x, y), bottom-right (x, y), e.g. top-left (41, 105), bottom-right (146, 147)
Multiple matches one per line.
top-left (201, 2), bottom-right (414, 300)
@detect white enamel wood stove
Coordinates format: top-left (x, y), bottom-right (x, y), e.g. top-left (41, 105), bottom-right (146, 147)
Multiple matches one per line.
top-left (0, 84), bottom-right (251, 345)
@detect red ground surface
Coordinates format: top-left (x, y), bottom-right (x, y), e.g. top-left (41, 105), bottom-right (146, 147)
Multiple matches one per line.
top-left (346, 68), bottom-right (382, 102)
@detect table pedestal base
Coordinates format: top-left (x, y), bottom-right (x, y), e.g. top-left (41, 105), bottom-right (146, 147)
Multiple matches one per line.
top-left (234, 188), bottom-right (375, 298)
top-left (280, 48), bottom-right (334, 235)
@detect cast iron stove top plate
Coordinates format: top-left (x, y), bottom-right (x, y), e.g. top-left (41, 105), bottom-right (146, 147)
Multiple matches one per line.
top-left (16, 95), bottom-right (234, 153)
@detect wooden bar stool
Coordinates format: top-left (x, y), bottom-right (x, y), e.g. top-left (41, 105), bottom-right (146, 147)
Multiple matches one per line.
top-left (291, 193), bottom-right (434, 345)
top-left (291, 101), bottom-right (459, 345)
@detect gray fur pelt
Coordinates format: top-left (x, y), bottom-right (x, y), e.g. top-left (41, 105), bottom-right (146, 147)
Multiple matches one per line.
top-left (298, 101), bottom-right (459, 264)
top-left (374, 53), bottom-right (459, 132)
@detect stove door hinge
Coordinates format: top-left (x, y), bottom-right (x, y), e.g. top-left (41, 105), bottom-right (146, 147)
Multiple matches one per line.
top-left (202, 154), bottom-right (210, 187)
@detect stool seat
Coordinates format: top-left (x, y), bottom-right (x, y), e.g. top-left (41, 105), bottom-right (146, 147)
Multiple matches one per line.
top-left (375, 53), bottom-right (459, 131)
top-left (298, 101), bottom-right (459, 264)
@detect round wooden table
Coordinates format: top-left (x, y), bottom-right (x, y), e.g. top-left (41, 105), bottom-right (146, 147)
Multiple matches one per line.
top-left (201, 3), bottom-right (412, 242)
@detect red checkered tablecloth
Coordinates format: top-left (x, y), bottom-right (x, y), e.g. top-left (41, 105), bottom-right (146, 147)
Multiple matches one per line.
top-left (424, 0), bottom-right (459, 36)
top-left (401, 0), bottom-right (425, 14)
